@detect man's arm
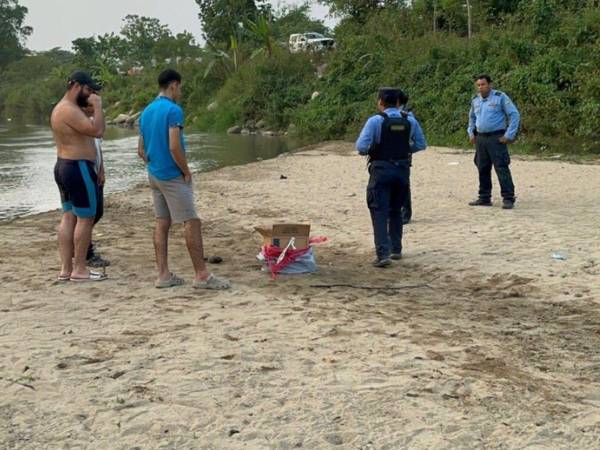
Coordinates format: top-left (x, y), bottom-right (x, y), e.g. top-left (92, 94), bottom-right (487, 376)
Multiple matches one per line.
top-left (355, 116), bottom-right (380, 155)
top-left (169, 126), bottom-right (192, 182)
top-left (96, 139), bottom-right (105, 186)
top-left (502, 94), bottom-right (520, 142)
top-left (467, 99), bottom-right (477, 144)
top-left (65, 94), bottom-right (105, 138)
top-left (137, 135), bottom-right (147, 163)
top-left (408, 117), bottom-right (427, 153)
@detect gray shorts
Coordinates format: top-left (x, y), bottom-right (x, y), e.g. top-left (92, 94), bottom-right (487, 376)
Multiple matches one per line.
top-left (148, 174), bottom-right (199, 223)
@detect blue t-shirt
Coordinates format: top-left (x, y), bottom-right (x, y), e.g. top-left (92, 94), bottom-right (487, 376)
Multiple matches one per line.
top-left (140, 96), bottom-right (186, 180)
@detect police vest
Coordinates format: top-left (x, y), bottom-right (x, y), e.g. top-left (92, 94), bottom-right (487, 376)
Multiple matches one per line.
top-left (368, 112), bottom-right (412, 161)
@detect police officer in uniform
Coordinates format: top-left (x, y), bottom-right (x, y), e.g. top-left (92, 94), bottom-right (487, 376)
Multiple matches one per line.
top-left (468, 74), bottom-right (520, 209)
top-left (398, 90), bottom-right (413, 224)
top-left (356, 88), bottom-right (427, 267)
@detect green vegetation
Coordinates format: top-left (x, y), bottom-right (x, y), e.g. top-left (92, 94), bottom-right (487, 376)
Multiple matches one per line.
top-left (1, 0), bottom-right (600, 155)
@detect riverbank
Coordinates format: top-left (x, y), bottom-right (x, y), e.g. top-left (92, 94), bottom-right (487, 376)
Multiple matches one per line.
top-left (2, 141), bottom-right (600, 448)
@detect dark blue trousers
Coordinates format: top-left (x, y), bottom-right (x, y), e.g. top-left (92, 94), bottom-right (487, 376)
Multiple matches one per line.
top-left (474, 133), bottom-right (515, 201)
top-left (366, 161), bottom-right (410, 259)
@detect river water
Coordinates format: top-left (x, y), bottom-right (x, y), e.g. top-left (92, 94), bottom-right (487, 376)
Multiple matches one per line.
top-left (0, 124), bottom-right (297, 220)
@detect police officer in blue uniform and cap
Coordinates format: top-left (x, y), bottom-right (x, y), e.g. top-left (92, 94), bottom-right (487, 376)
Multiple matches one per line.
top-left (356, 88), bottom-right (427, 267)
top-left (468, 74), bottom-right (520, 209)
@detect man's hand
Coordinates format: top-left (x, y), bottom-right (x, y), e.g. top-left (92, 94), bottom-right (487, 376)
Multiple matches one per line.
top-left (469, 135), bottom-right (476, 145)
top-left (498, 136), bottom-right (512, 144)
top-left (183, 171), bottom-right (192, 183)
top-left (88, 93), bottom-right (102, 108)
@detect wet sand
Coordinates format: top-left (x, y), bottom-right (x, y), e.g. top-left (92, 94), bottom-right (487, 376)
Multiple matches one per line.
top-left (2, 142), bottom-right (600, 449)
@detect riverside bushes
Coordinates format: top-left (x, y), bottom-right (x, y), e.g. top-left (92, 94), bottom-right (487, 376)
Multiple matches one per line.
top-left (2, 2), bottom-right (600, 155)
top-left (289, 7), bottom-right (600, 155)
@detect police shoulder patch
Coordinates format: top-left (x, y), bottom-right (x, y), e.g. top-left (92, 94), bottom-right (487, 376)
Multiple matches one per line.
top-left (494, 91), bottom-right (504, 96)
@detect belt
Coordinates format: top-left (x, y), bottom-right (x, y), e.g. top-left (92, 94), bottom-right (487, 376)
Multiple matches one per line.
top-left (370, 158), bottom-right (411, 163)
top-left (477, 129), bottom-right (505, 137)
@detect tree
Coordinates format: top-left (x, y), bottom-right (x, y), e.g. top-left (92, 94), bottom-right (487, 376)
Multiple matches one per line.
top-left (319, 0), bottom-right (394, 23)
top-left (245, 14), bottom-right (274, 57)
top-left (72, 33), bottom-right (125, 73)
top-left (195, 0), bottom-right (262, 47)
top-left (0, 0), bottom-right (32, 68)
top-left (120, 15), bottom-right (171, 65)
top-left (271, 3), bottom-right (329, 41)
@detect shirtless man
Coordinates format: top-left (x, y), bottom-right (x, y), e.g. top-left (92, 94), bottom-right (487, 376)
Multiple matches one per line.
top-left (51, 71), bottom-right (107, 282)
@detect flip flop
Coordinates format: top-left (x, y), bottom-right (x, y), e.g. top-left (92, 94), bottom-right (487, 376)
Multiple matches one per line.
top-left (193, 273), bottom-right (231, 290)
top-left (70, 271), bottom-right (108, 282)
top-left (57, 274), bottom-right (71, 282)
top-left (154, 273), bottom-right (184, 289)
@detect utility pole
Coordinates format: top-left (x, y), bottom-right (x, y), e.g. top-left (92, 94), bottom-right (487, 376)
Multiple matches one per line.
top-left (466, 0), bottom-right (472, 39)
top-left (433, 0), bottom-right (437, 34)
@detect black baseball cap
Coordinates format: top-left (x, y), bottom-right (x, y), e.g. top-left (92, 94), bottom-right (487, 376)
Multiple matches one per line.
top-left (378, 87), bottom-right (399, 105)
top-left (68, 70), bottom-right (102, 91)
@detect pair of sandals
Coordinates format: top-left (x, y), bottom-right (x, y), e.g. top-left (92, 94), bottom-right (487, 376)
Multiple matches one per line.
top-left (57, 271), bottom-right (108, 282)
top-left (155, 272), bottom-right (230, 290)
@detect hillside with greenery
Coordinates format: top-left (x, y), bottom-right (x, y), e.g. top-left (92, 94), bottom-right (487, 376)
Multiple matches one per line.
top-left (1, 0), bottom-right (600, 154)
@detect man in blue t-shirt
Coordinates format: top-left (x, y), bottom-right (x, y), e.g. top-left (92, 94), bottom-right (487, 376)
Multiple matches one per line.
top-left (138, 69), bottom-right (230, 290)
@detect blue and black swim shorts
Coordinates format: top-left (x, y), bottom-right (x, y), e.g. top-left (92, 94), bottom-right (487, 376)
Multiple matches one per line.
top-left (54, 158), bottom-right (98, 218)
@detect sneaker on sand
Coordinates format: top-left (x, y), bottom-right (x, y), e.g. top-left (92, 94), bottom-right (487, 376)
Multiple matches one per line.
top-left (372, 258), bottom-right (392, 268)
top-left (502, 199), bottom-right (515, 209)
top-left (87, 254), bottom-right (111, 267)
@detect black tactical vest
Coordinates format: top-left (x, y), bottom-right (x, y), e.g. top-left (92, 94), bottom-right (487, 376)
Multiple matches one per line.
top-left (368, 112), bottom-right (412, 161)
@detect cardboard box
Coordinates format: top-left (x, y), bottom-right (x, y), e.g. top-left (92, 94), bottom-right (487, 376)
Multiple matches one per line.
top-left (255, 224), bottom-right (311, 249)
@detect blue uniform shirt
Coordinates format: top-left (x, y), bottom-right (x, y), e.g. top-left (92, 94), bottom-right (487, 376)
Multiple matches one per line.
top-left (467, 90), bottom-right (520, 141)
top-left (356, 108), bottom-right (427, 155)
top-left (140, 96), bottom-right (187, 180)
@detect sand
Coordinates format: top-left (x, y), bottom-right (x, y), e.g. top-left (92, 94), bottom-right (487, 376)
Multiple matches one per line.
top-left (1, 142), bottom-right (600, 449)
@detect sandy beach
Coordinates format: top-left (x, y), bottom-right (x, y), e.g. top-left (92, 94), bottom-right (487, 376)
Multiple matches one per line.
top-left (2, 141), bottom-right (600, 449)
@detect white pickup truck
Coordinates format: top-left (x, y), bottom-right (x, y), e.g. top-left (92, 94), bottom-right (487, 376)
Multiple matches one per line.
top-left (289, 32), bottom-right (336, 53)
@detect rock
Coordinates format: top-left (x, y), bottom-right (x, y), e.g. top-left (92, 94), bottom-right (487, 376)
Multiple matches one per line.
top-left (316, 63), bottom-right (328, 78)
top-left (244, 119), bottom-right (256, 129)
top-left (126, 111), bottom-right (141, 124)
top-left (227, 125), bottom-right (242, 134)
top-left (240, 128), bottom-right (250, 135)
top-left (208, 256), bottom-right (223, 264)
top-left (113, 114), bottom-right (129, 125)
top-left (311, 91), bottom-right (320, 100)
top-left (256, 119), bottom-right (266, 129)
top-left (206, 101), bottom-right (218, 111)
top-left (324, 434), bottom-right (343, 445)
